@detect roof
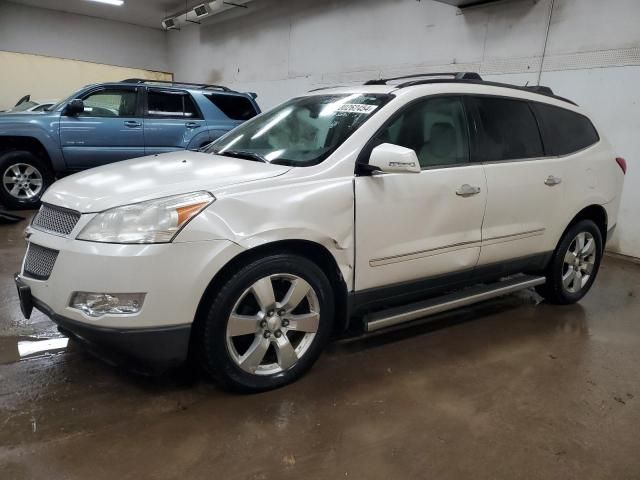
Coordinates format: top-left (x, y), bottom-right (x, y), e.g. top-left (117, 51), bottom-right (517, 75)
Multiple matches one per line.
top-left (305, 72), bottom-right (580, 110)
top-left (120, 78), bottom-right (234, 92)
top-left (81, 79), bottom-right (253, 97)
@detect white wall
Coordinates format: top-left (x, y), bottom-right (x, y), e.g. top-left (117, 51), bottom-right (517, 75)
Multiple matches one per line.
top-left (0, 0), bottom-right (168, 73)
top-left (167, 0), bottom-right (640, 258)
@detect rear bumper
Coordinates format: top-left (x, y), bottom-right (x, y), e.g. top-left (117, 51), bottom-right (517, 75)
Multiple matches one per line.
top-left (606, 223), bottom-right (617, 245)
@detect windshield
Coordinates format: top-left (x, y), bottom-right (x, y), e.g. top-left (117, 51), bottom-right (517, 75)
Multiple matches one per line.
top-left (49, 88), bottom-right (87, 112)
top-left (205, 93), bottom-right (392, 166)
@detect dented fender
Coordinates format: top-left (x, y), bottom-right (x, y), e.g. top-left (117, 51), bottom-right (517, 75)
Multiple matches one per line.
top-left (176, 175), bottom-right (356, 289)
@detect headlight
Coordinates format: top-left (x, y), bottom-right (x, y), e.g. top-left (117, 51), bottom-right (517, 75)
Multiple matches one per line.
top-left (77, 192), bottom-right (214, 244)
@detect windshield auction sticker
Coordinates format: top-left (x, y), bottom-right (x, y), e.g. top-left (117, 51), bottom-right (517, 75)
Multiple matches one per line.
top-left (336, 104), bottom-right (379, 114)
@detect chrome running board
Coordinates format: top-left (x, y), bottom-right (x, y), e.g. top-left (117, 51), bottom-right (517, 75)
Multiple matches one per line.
top-left (365, 275), bottom-right (546, 332)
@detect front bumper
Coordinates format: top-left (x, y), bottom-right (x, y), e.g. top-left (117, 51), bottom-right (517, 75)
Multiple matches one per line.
top-left (15, 229), bottom-right (245, 369)
top-left (19, 228), bottom-right (243, 329)
top-left (15, 274), bottom-right (191, 370)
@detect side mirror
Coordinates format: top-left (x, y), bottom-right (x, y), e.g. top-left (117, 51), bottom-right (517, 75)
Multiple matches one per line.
top-left (64, 99), bottom-right (84, 116)
top-left (367, 143), bottom-right (421, 174)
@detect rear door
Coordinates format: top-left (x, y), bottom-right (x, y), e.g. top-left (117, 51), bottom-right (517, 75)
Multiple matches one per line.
top-left (143, 88), bottom-right (207, 155)
top-left (59, 86), bottom-right (144, 169)
top-left (467, 96), bottom-right (565, 267)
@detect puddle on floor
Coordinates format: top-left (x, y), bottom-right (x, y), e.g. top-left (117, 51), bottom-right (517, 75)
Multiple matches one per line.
top-left (0, 335), bottom-right (69, 365)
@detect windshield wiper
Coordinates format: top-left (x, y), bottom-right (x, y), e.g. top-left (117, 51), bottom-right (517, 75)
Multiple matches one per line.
top-left (215, 150), bottom-right (268, 163)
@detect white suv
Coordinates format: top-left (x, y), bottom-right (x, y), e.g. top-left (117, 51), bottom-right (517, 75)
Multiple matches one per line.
top-left (15, 73), bottom-right (626, 392)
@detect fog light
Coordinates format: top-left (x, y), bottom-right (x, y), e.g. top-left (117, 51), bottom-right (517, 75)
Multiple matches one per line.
top-left (70, 292), bottom-right (145, 318)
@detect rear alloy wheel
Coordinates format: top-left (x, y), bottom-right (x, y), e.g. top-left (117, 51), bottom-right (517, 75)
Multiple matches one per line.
top-left (0, 150), bottom-right (53, 209)
top-left (197, 254), bottom-right (334, 393)
top-left (561, 231), bottom-right (597, 294)
top-left (536, 219), bottom-right (603, 304)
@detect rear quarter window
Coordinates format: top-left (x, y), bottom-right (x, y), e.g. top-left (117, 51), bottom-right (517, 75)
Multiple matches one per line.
top-left (532, 103), bottom-right (600, 156)
top-left (205, 93), bottom-right (257, 121)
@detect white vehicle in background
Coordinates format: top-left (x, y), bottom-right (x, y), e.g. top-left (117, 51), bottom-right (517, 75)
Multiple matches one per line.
top-left (1, 96), bottom-right (58, 113)
top-left (15, 72), bottom-right (625, 393)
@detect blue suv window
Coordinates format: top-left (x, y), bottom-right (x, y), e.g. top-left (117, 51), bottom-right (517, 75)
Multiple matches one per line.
top-left (147, 89), bottom-right (201, 119)
top-left (205, 93), bottom-right (257, 121)
top-left (81, 88), bottom-right (138, 117)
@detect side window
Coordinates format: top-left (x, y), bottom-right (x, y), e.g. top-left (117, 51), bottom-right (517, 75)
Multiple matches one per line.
top-left (471, 97), bottom-right (544, 161)
top-left (373, 96), bottom-right (469, 168)
top-left (532, 103), bottom-right (600, 156)
top-left (205, 93), bottom-right (258, 121)
top-left (147, 90), bottom-right (202, 119)
top-left (183, 94), bottom-right (200, 119)
top-left (81, 88), bottom-right (138, 117)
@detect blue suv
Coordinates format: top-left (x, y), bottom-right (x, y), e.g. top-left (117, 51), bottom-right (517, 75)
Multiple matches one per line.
top-left (0, 79), bottom-right (260, 209)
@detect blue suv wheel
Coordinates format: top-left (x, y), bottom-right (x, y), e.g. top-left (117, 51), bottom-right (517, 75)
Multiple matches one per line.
top-left (0, 150), bottom-right (53, 209)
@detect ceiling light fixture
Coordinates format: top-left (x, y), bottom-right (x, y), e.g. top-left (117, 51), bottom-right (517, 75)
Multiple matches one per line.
top-left (87, 0), bottom-right (125, 6)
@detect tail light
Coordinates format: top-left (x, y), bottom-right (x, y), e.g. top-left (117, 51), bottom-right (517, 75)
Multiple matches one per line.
top-left (616, 157), bottom-right (627, 175)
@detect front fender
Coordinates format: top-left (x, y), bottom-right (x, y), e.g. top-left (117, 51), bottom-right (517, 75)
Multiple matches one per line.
top-left (0, 114), bottom-right (64, 171)
top-left (175, 176), bottom-right (355, 289)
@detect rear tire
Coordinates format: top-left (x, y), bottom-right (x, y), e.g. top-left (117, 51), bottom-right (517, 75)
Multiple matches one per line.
top-left (196, 253), bottom-right (334, 393)
top-left (536, 219), bottom-right (603, 304)
top-left (0, 150), bottom-right (53, 209)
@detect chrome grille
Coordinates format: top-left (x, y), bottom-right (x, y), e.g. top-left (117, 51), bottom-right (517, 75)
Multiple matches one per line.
top-left (23, 243), bottom-right (59, 280)
top-left (32, 204), bottom-right (80, 236)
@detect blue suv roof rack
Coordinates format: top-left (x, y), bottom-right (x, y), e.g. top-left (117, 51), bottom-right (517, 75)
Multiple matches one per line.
top-left (121, 78), bottom-right (233, 92)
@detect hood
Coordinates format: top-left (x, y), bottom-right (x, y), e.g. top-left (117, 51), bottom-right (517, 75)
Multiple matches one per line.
top-left (43, 151), bottom-right (291, 212)
top-left (0, 111), bottom-right (48, 119)
top-left (3, 110), bottom-right (48, 115)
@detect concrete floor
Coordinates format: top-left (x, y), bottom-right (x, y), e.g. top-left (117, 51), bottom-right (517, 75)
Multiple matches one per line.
top-left (1, 212), bottom-right (640, 480)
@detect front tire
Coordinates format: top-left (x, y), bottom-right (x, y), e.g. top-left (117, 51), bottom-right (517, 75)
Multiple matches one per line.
top-left (196, 253), bottom-right (334, 393)
top-left (536, 219), bottom-right (603, 304)
top-left (0, 150), bottom-right (53, 209)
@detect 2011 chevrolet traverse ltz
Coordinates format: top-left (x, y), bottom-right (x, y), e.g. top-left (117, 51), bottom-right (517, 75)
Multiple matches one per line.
top-left (15, 73), bottom-right (626, 392)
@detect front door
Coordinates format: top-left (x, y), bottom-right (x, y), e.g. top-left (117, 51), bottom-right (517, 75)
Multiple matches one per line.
top-left (59, 86), bottom-right (144, 169)
top-left (355, 96), bottom-right (487, 292)
top-left (143, 88), bottom-right (207, 155)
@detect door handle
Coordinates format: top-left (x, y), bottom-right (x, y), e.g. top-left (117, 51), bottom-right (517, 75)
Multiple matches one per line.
top-left (124, 121), bottom-right (141, 128)
top-left (185, 122), bottom-right (201, 129)
top-left (544, 175), bottom-right (562, 186)
top-left (456, 184), bottom-right (481, 197)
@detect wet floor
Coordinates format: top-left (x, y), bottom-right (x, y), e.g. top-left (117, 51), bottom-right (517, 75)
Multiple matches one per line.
top-left (1, 212), bottom-right (640, 479)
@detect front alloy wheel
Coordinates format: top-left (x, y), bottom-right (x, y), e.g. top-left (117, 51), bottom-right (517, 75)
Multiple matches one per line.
top-left (2, 163), bottom-right (44, 201)
top-left (226, 274), bottom-right (320, 375)
top-left (0, 150), bottom-right (53, 209)
top-left (197, 254), bottom-right (334, 393)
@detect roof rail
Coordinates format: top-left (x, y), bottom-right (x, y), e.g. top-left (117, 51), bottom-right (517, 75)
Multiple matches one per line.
top-left (121, 78), bottom-right (232, 92)
top-left (523, 85), bottom-right (554, 96)
top-left (308, 85), bottom-right (349, 92)
top-left (391, 77), bottom-right (577, 106)
top-left (364, 72), bottom-right (482, 86)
